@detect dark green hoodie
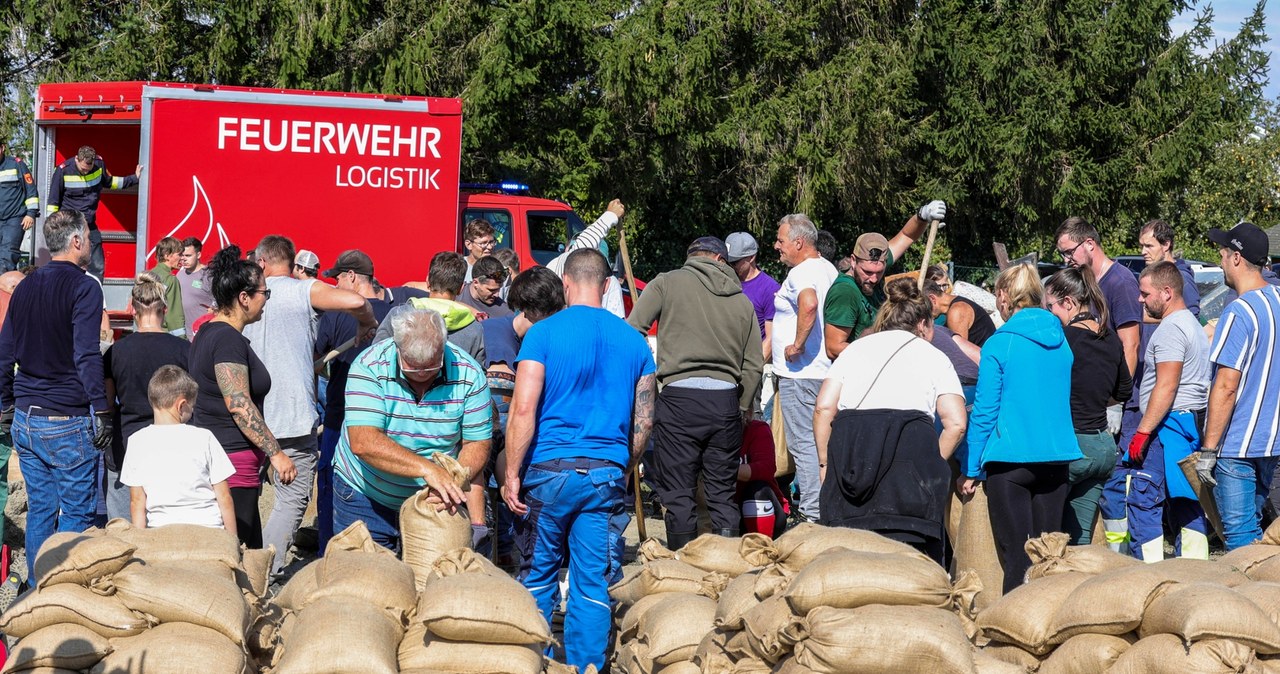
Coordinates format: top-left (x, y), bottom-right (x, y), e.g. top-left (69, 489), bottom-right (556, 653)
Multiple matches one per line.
top-left (627, 255), bottom-right (764, 412)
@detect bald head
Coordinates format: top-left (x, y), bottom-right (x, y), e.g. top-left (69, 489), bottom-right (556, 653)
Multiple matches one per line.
top-left (0, 271), bottom-right (26, 295)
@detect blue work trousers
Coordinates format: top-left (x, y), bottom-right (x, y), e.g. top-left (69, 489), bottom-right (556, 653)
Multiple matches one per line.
top-left (1126, 411), bottom-right (1207, 561)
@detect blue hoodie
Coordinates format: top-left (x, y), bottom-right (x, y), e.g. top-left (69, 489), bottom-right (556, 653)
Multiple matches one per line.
top-left (963, 307), bottom-right (1081, 479)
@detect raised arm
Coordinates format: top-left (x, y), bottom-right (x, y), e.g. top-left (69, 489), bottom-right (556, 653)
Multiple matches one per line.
top-left (310, 282), bottom-right (377, 341)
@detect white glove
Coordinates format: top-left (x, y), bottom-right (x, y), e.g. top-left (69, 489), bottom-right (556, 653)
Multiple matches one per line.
top-left (1106, 404), bottom-right (1123, 436)
top-left (918, 200), bottom-right (946, 222)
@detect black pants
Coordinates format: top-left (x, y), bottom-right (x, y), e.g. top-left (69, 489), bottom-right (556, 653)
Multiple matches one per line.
top-left (985, 461), bottom-right (1069, 593)
top-left (231, 485), bottom-right (264, 549)
top-left (652, 386), bottom-right (743, 534)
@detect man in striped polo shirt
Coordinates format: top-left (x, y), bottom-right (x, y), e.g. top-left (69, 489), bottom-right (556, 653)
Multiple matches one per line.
top-left (331, 306), bottom-right (491, 551)
top-left (1198, 222), bottom-right (1280, 550)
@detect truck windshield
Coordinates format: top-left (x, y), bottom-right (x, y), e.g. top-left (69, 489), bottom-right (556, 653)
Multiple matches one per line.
top-left (527, 210), bottom-right (587, 265)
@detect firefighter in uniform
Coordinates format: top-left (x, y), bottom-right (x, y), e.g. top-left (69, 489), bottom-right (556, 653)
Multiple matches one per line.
top-left (46, 145), bottom-right (141, 279)
top-left (0, 139), bottom-right (39, 273)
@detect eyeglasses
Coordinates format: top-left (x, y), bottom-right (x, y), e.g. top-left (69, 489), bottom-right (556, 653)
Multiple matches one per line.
top-left (468, 239), bottom-right (497, 249)
top-left (855, 248), bottom-right (887, 263)
top-left (245, 287), bottom-right (272, 299)
top-left (1058, 240), bottom-right (1086, 261)
top-left (399, 354), bottom-right (444, 375)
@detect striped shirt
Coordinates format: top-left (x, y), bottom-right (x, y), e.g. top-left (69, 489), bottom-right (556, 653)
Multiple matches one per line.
top-left (1209, 285), bottom-right (1280, 458)
top-left (333, 338), bottom-right (491, 508)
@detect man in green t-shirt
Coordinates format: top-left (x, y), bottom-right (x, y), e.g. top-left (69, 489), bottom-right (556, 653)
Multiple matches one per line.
top-left (823, 200), bottom-right (947, 359)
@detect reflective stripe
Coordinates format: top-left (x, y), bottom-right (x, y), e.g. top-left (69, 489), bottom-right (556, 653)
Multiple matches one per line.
top-left (1103, 519), bottom-right (1130, 553)
top-left (23, 197), bottom-right (38, 208)
top-left (62, 168), bottom-right (102, 184)
top-left (109, 176), bottom-right (125, 189)
top-left (46, 205), bottom-right (59, 214)
top-left (0, 175), bottom-right (17, 183)
top-left (1180, 529), bottom-right (1210, 560)
top-left (0, 169), bottom-right (17, 177)
top-left (1138, 537), bottom-right (1164, 563)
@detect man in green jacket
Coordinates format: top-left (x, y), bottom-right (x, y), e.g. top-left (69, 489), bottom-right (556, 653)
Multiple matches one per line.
top-left (146, 236), bottom-right (186, 338)
top-left (627, 236), bottom-right (764, 547)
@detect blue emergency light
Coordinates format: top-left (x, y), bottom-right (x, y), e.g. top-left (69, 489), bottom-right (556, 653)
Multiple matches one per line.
top-left (460, 181), bottom-right (530, 194)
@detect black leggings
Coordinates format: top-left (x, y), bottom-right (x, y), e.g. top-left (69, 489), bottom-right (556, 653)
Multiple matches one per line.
top-left (230, 486), bottom-right (263, 549)
top-left (985, 462), bottom-right (1069, 593)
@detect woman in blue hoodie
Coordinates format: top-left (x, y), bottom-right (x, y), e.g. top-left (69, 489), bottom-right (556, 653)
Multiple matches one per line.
top-left (960, 263), bottom-right (1081, 591)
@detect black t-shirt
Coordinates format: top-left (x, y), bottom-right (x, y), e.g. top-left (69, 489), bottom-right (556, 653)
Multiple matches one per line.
top-left (103, 332), bottom-right (190, 471)
top-left (1063, 324), bottom-right (1133, 433)
top-left (189, 321), bottom-right (272, 453)
top-left (314, 298), bottom-right (392, 424)
top-left (950, 295), bottom-right (996, 347)
top-left (383, 285), bottom-right (429, 308)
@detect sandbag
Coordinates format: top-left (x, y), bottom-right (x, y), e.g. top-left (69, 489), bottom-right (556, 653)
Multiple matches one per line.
top-left (398, 623), bottom-right (543, 674)
top-left (614, 640), bottom-right (651, 674)
top-left (1220, 544), bottom-right (1280, 575)
top-left (1, 624), bottom-right (112, 672)
top-left (310, 549), bottom-right (417, 620)
top-left (643, 534), bottom-right (763, 577)
top-left (1178, 454), bottom-right (1224, 540)
top-left (741, 595), bottom-right (798, 664)
top-left (1024, 532), bottom-right (1142, 580)
top-left (636, 594), bottom-right (717, 665)
top-left (1147, 557), bottom-right (1248, 587)
top-left (106, 521), bottom-right (240, 569)
top-left (247, 603), bottom-right (285, 668)
top-left (274, 598), bottom-right (402, 674)
top-left (238, 545), bottom-right (275, 598)
top-left (954, 485), bottom-right (1004, 611)
top-left (416, 570), bottom-right (551, 645)
top-left (32, 532), bottom-right (135, 589)
top-left (790, 606), bottom-right (977, 674)
top-left (326, 519), bottom-right (396, 557)
top-left (972, 649), bottom-right (1029, 674)
top-left (1248, 555), bottom-right (1280, 583)
top-left (740, 522), bottom-right (929, 569)
top-left (1037, 634), bottom-right (1133, 674)
top-left (657, 663), bottom-right (703, 674)
top-left (782, 548), bottom-right (952, 615)
top-left (426, 547), bottom-right (505, 582)
top-left (1139, 582), bottom-right (1280, 653)
top-left (0, 584), bottom-right (150, 639)
top-left (610, 559), bottom-right (728, 605)
top-left (751, 564), bottom-right (794, 600)
top-left (274, 560), bottom-right (319, 611)
top-left (1110, 634), bottom-right (1257, 674)
top-left (400, 454), bottom-right (475, 591)
top-left (1048, 565), bottom-right (1178, 643)
top-left (716, 571), bottom-right (762, 629)
top-left (979, 643), bottom-right (1041, 671)
top-left (693, 627), bottom-right (734, 671)
top-left (1264, 517), bottom-right (1280, 546)
top-left (90, 622), bottom-right (247, 674)
top-left (148, 559), bottom-right (236, 582)
top-left (978, 572), bottom-right (1090, 655)
top-left (111, 563), bottom-right (250, 645)
top-left (619, 592), bottom-right (673, 642)
top-left (1239, 581), bottom-right (1280, 627)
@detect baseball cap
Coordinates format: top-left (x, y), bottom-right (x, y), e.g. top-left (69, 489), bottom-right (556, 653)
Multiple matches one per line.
top-left (725, 232), bottom-right (759, 262)
top-left (294, 249), bottom-right (320, 272)
top-left (853, 233), bottom-right (890, 261)
top-left (687, 236), bottom-right (729, 259)
top-left (1208, 222), bottom-right (1270, 266)
top-left (322, 249), bottom-right (375, 278)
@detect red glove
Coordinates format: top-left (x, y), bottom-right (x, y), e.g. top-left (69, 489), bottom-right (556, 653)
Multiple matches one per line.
top-left (1127, 431), bottom-right (1152, 463)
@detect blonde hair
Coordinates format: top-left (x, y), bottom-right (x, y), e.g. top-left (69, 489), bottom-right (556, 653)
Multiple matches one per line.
top-left (995, 263), bottom-right (1043, 314)
top-left (132, 272), bottom-right (168, 316)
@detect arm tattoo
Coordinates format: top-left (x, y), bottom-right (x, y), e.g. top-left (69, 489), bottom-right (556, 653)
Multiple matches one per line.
top-left (630, 374), bottom-right (657, 462)
top-left (214, 362), bottom-right (283, 458)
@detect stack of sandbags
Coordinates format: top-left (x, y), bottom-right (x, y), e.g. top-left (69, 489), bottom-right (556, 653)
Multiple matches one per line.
top-left (399, 548), bottom-right (554, 674)
top-left (399, 453), bottom-right (476, 591)
top-left (272, 521), bottom-right (416, 674)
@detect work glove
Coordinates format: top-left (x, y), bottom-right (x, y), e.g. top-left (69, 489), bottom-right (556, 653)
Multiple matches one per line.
top-left (1126, 431), bottom-right (1152, 465)
top-left (1195, 450), bottom-right (1218, 487)
top-left (917, 200), bottom-right (947, 222)
top-left (1106, 404), bottom-right (1123, 435)
top-left (92, 411), bottom-right (114, 450)
top-left (0, 407), bottom-right (12, 437)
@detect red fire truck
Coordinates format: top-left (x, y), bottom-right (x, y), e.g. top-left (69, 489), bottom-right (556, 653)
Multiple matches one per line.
top-left (32, 81), bottom-right (586, 309)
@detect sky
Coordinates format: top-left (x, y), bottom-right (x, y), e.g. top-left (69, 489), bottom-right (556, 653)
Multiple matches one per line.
top-left (1176, 0), bottom-right (1279, 99)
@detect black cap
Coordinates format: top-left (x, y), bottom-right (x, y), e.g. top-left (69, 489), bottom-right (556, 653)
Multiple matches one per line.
top-left (1208, 222), bottom-right (1271, 266)
top-left (322, 249), bottom-right (375, 278)
top-left (687, 236), bottom-right (729, 259)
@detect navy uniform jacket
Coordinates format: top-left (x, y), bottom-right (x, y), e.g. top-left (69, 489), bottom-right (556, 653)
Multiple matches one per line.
top-left (0, 156), bottom-right (39, 221)
top-left (46, 157), bottom-right (137, 226)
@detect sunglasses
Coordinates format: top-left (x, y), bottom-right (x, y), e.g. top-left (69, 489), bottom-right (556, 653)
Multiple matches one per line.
top-left (245, 287), bottom-right (272, 299)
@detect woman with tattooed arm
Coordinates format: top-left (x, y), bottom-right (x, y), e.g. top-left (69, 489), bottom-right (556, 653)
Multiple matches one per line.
top-left (190, 245), bottom-right (296, 547)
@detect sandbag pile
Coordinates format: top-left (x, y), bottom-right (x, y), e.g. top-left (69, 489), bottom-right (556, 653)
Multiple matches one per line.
top-left (0, 521), bottom-right (267, 674)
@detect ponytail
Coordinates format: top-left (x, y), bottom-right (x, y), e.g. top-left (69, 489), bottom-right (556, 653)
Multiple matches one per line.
top-left (1044, 266), bottom-right (1110, 337)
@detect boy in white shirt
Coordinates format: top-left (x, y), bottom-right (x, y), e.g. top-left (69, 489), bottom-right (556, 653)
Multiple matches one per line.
top-left (121, 365), bottom-right (237, 534)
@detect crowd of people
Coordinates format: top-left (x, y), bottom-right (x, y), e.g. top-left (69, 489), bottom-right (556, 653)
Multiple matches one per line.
top-left (3, 140), bottom-right (1280, 671)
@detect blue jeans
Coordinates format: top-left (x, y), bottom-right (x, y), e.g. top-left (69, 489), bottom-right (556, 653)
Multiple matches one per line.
top-left (518, 460), bottom-right (628, 673)
top-left (316, 426), bottom-right (341, 555)
top-left (778, 377), bottom-right (823, 520)
top-left (331, 473), bottom-right (402, 554)
top-left (0, 215), bottom-right (23, 273)
top-left (1214, 456), bottom-right (1280, 551)
top-left (12, 408), bottom-right (98, 582)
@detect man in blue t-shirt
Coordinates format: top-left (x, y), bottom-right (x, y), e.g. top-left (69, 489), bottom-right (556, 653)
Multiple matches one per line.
top-left (502, 249), bottom-right (656, 673)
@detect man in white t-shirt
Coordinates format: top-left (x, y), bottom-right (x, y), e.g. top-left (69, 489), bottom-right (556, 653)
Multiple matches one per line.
top-left (771, 213), bottom-right (837, 521)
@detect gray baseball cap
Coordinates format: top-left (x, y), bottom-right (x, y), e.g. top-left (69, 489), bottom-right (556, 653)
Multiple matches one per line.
top-left (725, 232), bottom-right (759, 262)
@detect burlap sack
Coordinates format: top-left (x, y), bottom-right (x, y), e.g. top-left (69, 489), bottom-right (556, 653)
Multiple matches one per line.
top-left (751, 564), bottom-right (793, 600)
top-left (1048, 565), bottom-right (1178, 643)
top-left (1037, 634), bottom-right (1133, 674)
top-left (1139, 582), bottom-right (1280, 653)
top-left (610, 560), bottom-right (728, 605)
top-left (782, 548), bottom-right (952, 615)
top-left (1221, 544), bottom-right (1280, 575)
top-left (1178, 454), bottom-right (1224, 540)
top-left (772, 389), bottom-right (793, 478)
top-left (1147, 557), bottom-right (1248, 586)
top-left (972, 649), bottom-right (1030, 674)
top-left (149, 559), bottom-right (237, 582)
top-left (1110, 634), bottom-right (1257, 674)
top-left (980, 643), bottom-right (1041, 671)
top-left (741, 595), bottom-right (798, 664)
top-left (89, 623), bottom-right (248, 674)
top-left (636, 594), bottom-right (718, 665)
top-left (771, 657), bottom-right (817, 673)
top-left (326, 519), bottom-right (396, 557)
top-left (274, 560), bottom-right (319, 611)
top-left (275, 598), bottom-right (402, 674)
top-left (978, 571), bottom-right (1090, 655)
top-left (716, 571), bottom-right (762, 629)
top-left (1264, 517), bottom-right (1280, 545)
top-left (1024, 532), bottom-right (1142, 580)
top-left (693, 627), bottom-right (734, 671)
top-left (426, 547), bottom-right (505, 582)
top-left (1238, 581), bottom-right (1280, 628)
top-left (400, 488), bottom-right (473, 591)
top-left (954, 485), bottom-right (1004, 611)
top-left (740, 522), bottom-right (930, 569)
top-left (614, 640), bottom-right (652, 674)
top-left (309, 549), bottom-right (417, 621)
top-left (246, 603), bottom-right (285, 668)
top-left (1248, 555), bottom-right (1280, 583)
top-left (0, 584), bottom-right (150, 639)
top-left (398, 623), bottom-right (543, 674)
top-left (676, 534), bottom-right (764, 577)
top-left (657, 663), bottom-right (703, 674)
top-left (619, 592), bottom-right (673, 642)
top-left (32, 532), bottom-right (135, 589)
top-left (790, 606), bottom-right (977, 674)
top-left (416, 570), bottom-right (551, 645)
top-left (237, 545), bottom-right (275, 598)
top-left (111, 563), bottom-right (250, 645)
top-left (1, 624), bottom-right (112, 672)
top-left (106, 521), bottom-right (240, 569)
